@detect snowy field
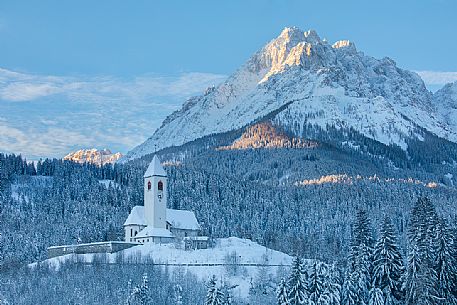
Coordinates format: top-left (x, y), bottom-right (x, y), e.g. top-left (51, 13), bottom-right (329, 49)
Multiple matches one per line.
top-left (32, 237), bottom-right (293, 298)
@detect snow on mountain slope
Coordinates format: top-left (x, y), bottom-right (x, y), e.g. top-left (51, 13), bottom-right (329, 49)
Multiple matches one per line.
top-left (434, 81), bottom-right (457, 133)
top-left (64, 148), bottom-right (122, 165)
top-left (123, 27), bottom-right (457, 161)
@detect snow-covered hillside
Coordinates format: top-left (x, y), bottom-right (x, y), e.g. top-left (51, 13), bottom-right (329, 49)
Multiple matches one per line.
top-left (123, 26), bottom-right (457, 161)
top-left (34, 238), bottom-right (293, 298)
top-left (64, 148), bottom-right (122, 165)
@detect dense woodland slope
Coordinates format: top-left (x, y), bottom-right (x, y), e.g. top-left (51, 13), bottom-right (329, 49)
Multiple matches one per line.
top-left (1, 135), bottom-right (457, 303)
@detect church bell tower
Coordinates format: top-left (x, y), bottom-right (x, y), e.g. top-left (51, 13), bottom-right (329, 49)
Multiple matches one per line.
top-left (143, 155), bottom-right (167, 229)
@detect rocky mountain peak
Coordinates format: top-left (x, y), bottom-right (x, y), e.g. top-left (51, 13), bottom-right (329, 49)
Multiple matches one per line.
top-left (64, 148), bottom-right (122, 166)
top-left (122, 27), bottom-right (457, 162)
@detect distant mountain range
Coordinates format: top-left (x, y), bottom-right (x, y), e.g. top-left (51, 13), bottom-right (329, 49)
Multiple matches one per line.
top-left (64, 148), bottom-right (122, 165)
top-left (122, 26), bottom-right (457, 163)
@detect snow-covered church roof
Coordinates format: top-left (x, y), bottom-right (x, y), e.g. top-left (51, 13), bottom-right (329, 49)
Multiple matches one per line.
top-left (123, 206), bottom-right (145, 226)
top-left (123, 206), bottom-right (200, 230)
top-left (135, 227), bottom-right (173, 239)
top-left (144, 155), bottom-right (167, 178)
top-left (166, 209), bottom-right (200, 230)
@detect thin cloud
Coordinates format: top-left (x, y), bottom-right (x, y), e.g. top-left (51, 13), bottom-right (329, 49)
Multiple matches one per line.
top-left (0, 68), bottom-right (227, 160)
top-left (0, 82), bottom-right (63, 101)
top-left (0, 69), bottom-right (226, 103)
top-left (416, 71), bottom-right (457, 85)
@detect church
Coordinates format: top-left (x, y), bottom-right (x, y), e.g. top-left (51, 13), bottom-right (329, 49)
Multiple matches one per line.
top-left (123, 155), bottom-right (208, 249)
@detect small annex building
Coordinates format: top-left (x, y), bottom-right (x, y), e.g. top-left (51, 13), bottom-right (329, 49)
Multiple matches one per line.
top-left (123, 155), bottom-right (208, 249)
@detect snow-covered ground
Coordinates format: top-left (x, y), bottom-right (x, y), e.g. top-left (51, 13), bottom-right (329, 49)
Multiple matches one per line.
top-left (33, 237), bottom-right (293, 298)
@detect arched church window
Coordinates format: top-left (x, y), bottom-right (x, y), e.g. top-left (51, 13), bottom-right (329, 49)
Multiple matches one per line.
top-left (147, 181), bottom-right (151, 190)
top-left (158, 181), bottom-right (163, 191)
top-left (134, 231), bottom-right (137, 236)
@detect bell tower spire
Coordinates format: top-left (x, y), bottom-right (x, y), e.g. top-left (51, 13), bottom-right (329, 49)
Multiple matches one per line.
top-left (143, 155), bottom-right (167, 228)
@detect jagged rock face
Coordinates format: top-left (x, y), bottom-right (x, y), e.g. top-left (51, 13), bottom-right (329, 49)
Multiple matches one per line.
top-left (64, 149), bottom-right (122, 165)
top-left (433, 81), bottom-right (457, 130)
top-left (217, 122), bottom-right (318, 150)
top-left (123, 27), bottom-right (457, 162)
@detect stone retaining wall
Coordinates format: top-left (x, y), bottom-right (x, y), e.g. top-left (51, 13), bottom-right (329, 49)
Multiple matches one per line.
top-left (47, 241), bottom-right (139, 258)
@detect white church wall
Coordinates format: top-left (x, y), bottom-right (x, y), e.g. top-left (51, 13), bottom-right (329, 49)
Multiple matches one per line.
top-left (124, 225), bottom-right (146, 242)
top-left (170, 228), bottom-right (199, 238)
top-left (134, 236), bottom-right (174, 244)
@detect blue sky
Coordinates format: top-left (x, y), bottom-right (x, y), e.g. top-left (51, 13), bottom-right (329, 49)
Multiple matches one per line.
top-left (1, 0), bottom-right (457, 159)
top-left (2, 0), bottom-right (457, 75)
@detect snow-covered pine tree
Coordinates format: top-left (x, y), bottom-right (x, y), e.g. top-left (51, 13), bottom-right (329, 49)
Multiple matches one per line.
top-left (125, 279), bottom-right (133, 305)
top-left (403, 243), bottom-right (439, 305)
top-left (277, 278), bottom-right (289, 305)
top-left (173, 284), bottom-right (183, 305)
top-left (356, 243), bottom-right (372, 304)
top-left (125, 273), bottom-right (151, 305)
top-left (138, 273), bottom-right (151, 305)
top-left (205, 276), bottom-right (224, 305)
top-left (0, 233), bottom-right (4, 271)
top-left (307, 261), bottom-right (328, 304)
top-left (404, 197), bottom-right (440, 305)
top-left (408, 197), bottom-right (439, 260)
top-left (452, 225), bottom-right (457, 299)
top-left (0, 296), bottom-right (9, 305)
top-left (350, 210), bottom-right (375, 259)
top-left (403, 244), bottom-right (421, 305)
top-left (287, 257), bottom-right (307, 305)
top-left (347, 209), bottom-right (374, 304)
top-left (368, 288), bottom-right (384, 305)
top-left (372, 216), bottom-right (404, 302)
top-left (307, 261), bottom-right (323, 303)
top-left (342, 271), bottom-right (359, 305)
top-left (221, 282), bottom-right (237, 305)
top-left (434, 218), bottom-right (457, 304)
top-left (307, 261), bottom-right (341, 305)
top-left (324, 264), bottom-right (342, 305)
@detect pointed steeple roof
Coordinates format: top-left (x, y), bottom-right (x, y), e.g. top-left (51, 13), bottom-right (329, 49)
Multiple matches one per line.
top-left (144, 155), bottom-right (167, 178)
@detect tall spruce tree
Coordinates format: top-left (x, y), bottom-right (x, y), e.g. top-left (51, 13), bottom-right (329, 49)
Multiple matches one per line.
top-left (404, 197), bottom-right (440, 305)
top-left (277, 278), bottom-right (290, 305)
top-left (404, 244), bottom-right (439, 305)
top-left (205, 276), bottom-right (224, 305)
top-left (173, 284), bottom-right (183, 305)
top-left (347, 209), bottom-right (374, 305)
top-left (368, 288), bottom-right (384, 305)
top-left (307, 261), bottom-right (326, 304)
top-left (0, 233), bottom-right (4, 271)
top-left (452, 225), bottom-right (457, 299)
top-left (307, 261), bottom-right (341, 305)
top-left (125, 273), bottom-right (151, 305)
top-left (372, 216), bottom-right (404, 303)
top-left (408, 197), bottom-right (439, 258)
top-left (287, 257), bottom-right (307, 305)
top-left (138, 273), bottom-right (151, 305)
top-left (434, 218), bottom-right (457, 304)
top-left (342, 271), bottom-right (359, 305)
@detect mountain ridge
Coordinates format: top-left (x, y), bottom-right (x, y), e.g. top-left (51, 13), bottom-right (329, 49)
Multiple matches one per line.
top-left (123, 27), bottom-right (457, 162)
top-left (64, 148), bottom-right (122, 165)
